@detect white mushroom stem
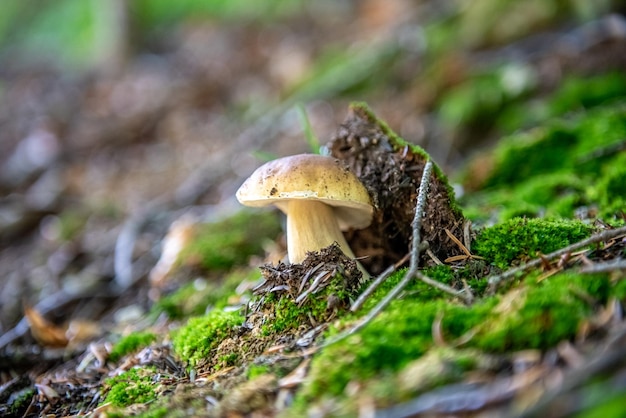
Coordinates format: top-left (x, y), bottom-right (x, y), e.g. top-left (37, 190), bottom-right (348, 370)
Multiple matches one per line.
top-left (284, 199), bottom-right (369, 279)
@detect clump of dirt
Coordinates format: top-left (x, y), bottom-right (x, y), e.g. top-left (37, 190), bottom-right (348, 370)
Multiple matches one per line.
top-left (251, 243), bottom-right (362, 332)
top-left (187, 244), bottom-right (361, 383)
top-left (328, 104), bottom-right (465, 274)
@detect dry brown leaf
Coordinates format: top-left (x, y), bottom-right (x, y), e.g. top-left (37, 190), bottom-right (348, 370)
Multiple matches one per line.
top-left (149, 216), bottom-right (196, 289)
top-left (24, 305), bottom-right (68, 348)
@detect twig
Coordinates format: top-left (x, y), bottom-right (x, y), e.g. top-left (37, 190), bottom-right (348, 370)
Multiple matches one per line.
top-left (321, 160), bottom-right (434, 348)
top-left (486, 225), bottom-right (626, 292)
top-left (415, 271), bottom-right (472, 304)
top-left (579, 258), bottom-right (626, 274)
top-left (350, 253), bottom-right (410, 312)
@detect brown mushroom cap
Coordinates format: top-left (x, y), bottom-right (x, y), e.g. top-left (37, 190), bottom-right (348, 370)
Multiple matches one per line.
top-left (236, 154), bottom-right (373, 229)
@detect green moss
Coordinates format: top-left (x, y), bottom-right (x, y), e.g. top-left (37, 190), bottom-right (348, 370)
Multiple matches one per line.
top-left (136, 406), bottom-right (170, 418)
top-left (487, 124), bottom-right (578, 188)
top-left (8, 387), bottom-right (35, 416)
top-left (102, 367), bottom-right (160, 407)
top-left (152, 268), bottom-right (259, 319)
top-left (180, 209), bottom-right (281, 272)
top-left (247, 364), bottom-right (271, 379)
top-left (480, 103), bottom-right (626, 190)
top-left (171, 309), bottom-right (243, 368)
top-left (548, 72), bottom-right (626, 116)
top-left (473, 218), bottom-right (593, 269)
top-left (593, 152), bottom-right (626, 217)
top-left (109, 332), bottom-right (157, 363)
top-left (476, 272), bottom-right (610, 351)
top-left (262, 271), bottom-right (355, 334)
top-left (299, 297), bottom-right (494, 399)
top-left (574, 388), bottom-right (626, 418)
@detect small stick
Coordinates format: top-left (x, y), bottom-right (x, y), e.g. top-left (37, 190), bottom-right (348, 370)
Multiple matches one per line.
top-left (486, 225), bottom-right (626, 292)
top-left (579, 258), bottom-right (626, 274)
top-left (322, 160), bottom-right (434, 347)
top-left (350, 253), bottom-right (410, 312)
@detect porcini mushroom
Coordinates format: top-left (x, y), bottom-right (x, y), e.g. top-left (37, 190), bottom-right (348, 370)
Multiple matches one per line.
top-left (236, 154), bottom-right (373, 270)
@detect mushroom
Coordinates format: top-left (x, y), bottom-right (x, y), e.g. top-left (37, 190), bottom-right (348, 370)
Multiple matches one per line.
top-left (236, 154), bottom-right (373, 272)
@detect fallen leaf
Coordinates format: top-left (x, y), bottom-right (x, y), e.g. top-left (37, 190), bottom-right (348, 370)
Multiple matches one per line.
top-left (24, 305), bottom-right (68, 348)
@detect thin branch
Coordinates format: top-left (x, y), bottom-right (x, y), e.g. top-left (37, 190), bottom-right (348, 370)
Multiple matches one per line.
top-left (579, 258), bottom-right (626, 274)
top-left (350, 253), bottom-right (410, 312)
top-left (486, 225), bottom-right (626, 292)
top-left (321, 160), bottom-right (434, 348)
top-left (416, 271), bottom-right (472, 304)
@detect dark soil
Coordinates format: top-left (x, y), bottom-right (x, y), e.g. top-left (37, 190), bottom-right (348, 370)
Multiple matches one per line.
top-left (329, 105), bottom-right (465, 274)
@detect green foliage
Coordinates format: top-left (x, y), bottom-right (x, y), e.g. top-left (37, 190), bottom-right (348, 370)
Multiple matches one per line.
top-left (473, 218), bottom-right (593, 269)
top-left (180, 209), bottom-right (281, 272)
top-left (171, 309), bottom-right (243, 368)
top-left (103, 367), bottom-right (159, 407)
top-left (498, 73), bottom-right (626, 132)
top-left (0, 0), bottom-right (303, 69)
top-left (295, 103), bottom-right (321, 154)
top-left (133, 0), bottom-right (303, 28)
top-left (109, 332), bottom-right (157, 363)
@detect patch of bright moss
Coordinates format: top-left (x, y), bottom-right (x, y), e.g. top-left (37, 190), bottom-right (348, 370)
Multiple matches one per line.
top-left (102, 367), bottom-right (160, 407)
top-left (261, 271), bottom-right (355, 335)
top-left (463, 103), bottom-right (626, 222)
top-left (172, 309), bottom-right (243, 368)
top-left (473, 218), bottom-right (593, 269)
top-left (179, 209), bottom-right (281, 272)
top-left (109, 332), bottom-right (157, 363)
top-left (476, 272), bottom-right (610, 351)
top-left (299, 292), bottom-right (494, 399)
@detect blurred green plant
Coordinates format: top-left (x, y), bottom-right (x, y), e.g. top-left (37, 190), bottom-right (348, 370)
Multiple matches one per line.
top-left (0, 0), bottom-right (303, 69)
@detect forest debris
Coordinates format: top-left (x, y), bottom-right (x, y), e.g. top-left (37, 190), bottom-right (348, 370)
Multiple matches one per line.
top-left (443, 228), bottom-right (485, 263)
top-left (327, 102), bottom-right (465, 274)
top-left (148, 216), bottom-right (196, 290)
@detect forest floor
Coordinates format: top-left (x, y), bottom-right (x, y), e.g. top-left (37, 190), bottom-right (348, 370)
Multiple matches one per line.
top-left (1, 2), bottom-right (626, 417)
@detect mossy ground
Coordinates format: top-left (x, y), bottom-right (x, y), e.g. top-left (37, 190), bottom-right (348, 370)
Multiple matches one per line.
top-left (108, 332), bottom-right (157, 363)
top-left (87, 70), bottom-right (626, 416)
top-left (101, 366), bottom-right (161, 408)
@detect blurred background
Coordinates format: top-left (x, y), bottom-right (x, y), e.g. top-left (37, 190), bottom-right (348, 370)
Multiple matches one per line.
top-left (1, 0), bottom-right (626, 334)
